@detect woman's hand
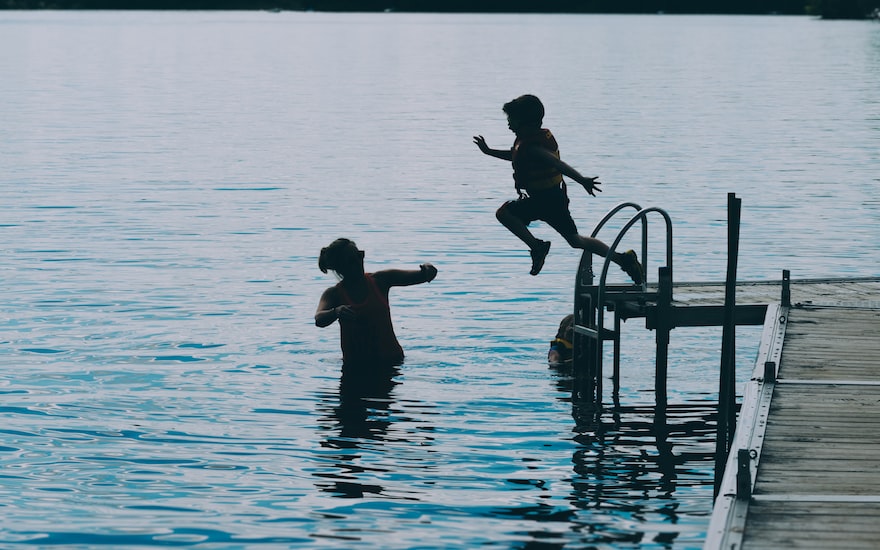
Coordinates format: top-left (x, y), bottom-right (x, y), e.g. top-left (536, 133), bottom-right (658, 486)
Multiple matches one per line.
top-left (334, 305), bottom-right (356, 321)
top-left (420, 263), bottom-right (438, 283)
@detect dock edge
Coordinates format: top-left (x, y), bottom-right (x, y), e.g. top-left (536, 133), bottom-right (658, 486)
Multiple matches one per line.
top-left (703, 302), bottom-right (789, 549)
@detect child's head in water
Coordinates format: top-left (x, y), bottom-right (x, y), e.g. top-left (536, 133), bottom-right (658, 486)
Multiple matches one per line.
top-left (548, 314), bottom-right (574, 366)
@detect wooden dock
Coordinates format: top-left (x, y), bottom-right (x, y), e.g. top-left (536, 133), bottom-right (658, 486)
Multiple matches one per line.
top-left (665, 276), bottom-right (880, 309)
top-left (704, 278), bottom-right (880, 549)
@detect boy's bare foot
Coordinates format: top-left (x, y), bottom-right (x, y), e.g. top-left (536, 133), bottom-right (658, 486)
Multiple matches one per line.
top-left (620, 249), bottom-right (644, 285)
top-left (530, 241), bottom-right (551, 276)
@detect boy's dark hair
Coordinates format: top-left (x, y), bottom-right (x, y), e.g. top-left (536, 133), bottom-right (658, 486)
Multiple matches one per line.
top-left (503, 94), bottom-right (545, 127)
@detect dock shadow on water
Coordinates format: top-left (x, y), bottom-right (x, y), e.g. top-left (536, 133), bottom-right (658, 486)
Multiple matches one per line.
top-left (309, 359), bottom-right (718, 548)
top-left (548, 362), bottom-right (719, 547)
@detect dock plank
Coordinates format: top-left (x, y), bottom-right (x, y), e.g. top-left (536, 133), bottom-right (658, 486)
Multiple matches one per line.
top-left (742, 307), bottom-right (880, 548)
top-left (668, 277), bottom-right (880, 308)
top-left (742, 501), bottom-right (880, 550)
top-left (705, 294), bottom-right (880, 550)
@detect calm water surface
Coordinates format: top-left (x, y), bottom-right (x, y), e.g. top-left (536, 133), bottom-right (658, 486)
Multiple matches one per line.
top-left (1, 11), bottom-right (878, 549)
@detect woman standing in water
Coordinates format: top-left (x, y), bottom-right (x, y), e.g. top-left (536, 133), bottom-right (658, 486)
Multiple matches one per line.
top-left (315, 238), bottom-right (437, 368)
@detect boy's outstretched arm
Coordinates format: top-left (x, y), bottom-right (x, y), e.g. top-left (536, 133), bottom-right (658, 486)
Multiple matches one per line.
top-left (473, 135), bottom-right (513, 161)
top-left (532, 147), bottom-right (602, 197)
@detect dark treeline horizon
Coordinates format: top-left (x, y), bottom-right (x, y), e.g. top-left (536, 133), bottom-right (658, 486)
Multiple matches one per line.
top-left (2, 0), bottom-right (877, 19)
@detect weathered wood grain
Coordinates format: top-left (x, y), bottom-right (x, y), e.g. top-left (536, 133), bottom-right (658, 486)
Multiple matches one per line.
top-left (668, 277), bottom-right (880, 308)
top-left (738, 303), bottom-right (880, 549)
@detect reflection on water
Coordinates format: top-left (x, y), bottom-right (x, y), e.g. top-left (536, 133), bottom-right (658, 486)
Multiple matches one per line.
top-left (308, 361), bottom-right (718, 547)
top-left (315, 366), bottom-right (400, 499)
top-left (315, 366), bottom-right (439, 501)
top-left (2, 10), bottom-right (877, 548)
top-left (329, 366), bottom-right (401, 442)
top-left (553, 363), bottom-right (717, 547)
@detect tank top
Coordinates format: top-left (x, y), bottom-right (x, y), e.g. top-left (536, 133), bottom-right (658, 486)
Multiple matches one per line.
top-left (336, 274), bottom-right (404, 367)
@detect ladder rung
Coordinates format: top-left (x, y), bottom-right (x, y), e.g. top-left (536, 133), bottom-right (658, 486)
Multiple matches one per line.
top-left (578, 290), bottom-right (659, 301)
top-left (573, 324), bottom-right (618, 341)
top-left (573, 324), bottom-right (597, 338)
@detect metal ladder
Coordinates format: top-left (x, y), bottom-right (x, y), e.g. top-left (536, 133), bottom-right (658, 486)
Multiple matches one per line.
top-left (572, 202), bottom-right (673, 407)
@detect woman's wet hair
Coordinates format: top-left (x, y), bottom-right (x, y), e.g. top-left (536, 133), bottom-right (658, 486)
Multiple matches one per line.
top-left (319, 238), bottom-right (357, 274)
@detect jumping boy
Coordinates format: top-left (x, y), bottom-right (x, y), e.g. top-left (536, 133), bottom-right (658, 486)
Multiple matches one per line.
top-left (474, 94), bottom-right (643, 283)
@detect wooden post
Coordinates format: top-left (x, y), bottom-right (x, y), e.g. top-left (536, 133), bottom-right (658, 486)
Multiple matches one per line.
top-left (782, 269), bottom-right (791, 307)
top-left (764, 361), bottom-right (776, 383)
top-left (736, 449), bottom-right (752, 500)
top-left (715, 193), bottom-right (742, 497)
top-left (573, 291), bottom-right (597, 407)
top-left (572, 252), bottom-right (597, 407)
top-left (613, 313), bottom-right (621, 396)
top-left (655, 266), bottom-right (673, 410)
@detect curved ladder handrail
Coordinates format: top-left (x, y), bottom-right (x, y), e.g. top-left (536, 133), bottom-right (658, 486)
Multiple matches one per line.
top-left (590, 202), bottom-right (643, 239)
top-left (594, 207), bottom-right (674, 389)
top-left (593, 202), bottom-right (647, 285)
top-left (597, 206), bottom-right (673, 293)
top-left (573, 203), bottom-right (670, 407)
top-left (575, 202), bottom-right (643, 292)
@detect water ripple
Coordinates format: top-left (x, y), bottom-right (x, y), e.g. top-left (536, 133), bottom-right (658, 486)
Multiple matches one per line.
top-left (2, 11), bottom-right (877, 549)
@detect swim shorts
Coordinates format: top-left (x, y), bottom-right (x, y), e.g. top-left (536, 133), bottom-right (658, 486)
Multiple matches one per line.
top-left (503, 184), bottom-right (578, 237)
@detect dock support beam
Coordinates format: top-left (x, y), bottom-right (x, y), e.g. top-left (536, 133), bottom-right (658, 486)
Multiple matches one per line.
top-left (736, 449), bottom-right (752, 500)
top-left (782, 269), bottom-right (791, 307)
top-left (715, 193), bottom-right (742, 497)
top-left (655, 266), bottom-right (673, 409)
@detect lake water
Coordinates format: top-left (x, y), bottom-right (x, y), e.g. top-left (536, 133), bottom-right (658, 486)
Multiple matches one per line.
top-left (1, 10), bottom-right (878, 549)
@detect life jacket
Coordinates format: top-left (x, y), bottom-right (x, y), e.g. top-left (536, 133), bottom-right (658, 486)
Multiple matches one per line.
top-left (512, 128), bottom-right (564, 193)
top-left (336, 274), bottom-right (404, 368)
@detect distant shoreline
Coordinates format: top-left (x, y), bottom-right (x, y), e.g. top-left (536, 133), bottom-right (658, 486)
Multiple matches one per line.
top-left (0, 1), bottom-right (809, 16)
top-left (2, 0), bottom-right (877, 19)
top-left (0, 0), bottom-right (880, 19)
